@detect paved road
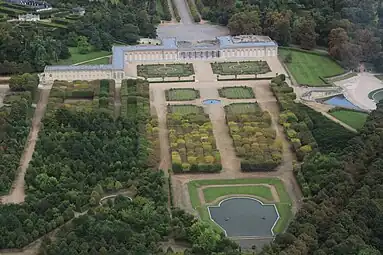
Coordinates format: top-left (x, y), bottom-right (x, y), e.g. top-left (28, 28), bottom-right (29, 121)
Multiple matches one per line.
top-left (173, 0), bottom-right (193, 24)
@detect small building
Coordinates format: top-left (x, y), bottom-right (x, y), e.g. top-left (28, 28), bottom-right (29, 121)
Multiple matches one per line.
top-left (72, 7), bottom-right (85, 16)
top-left (18, 13), bottom-right (40, 21)
top-left (6, 0), bottom-right (51, 11)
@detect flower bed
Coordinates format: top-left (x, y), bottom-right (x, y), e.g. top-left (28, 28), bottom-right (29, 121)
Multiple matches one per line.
top-left (211, 61), bottom-right (271, 75)
top-left (225, 103), bottom-right (282, 171)
top-left (137, 63), bottom-right (194, 78)
top-left (168, 105), bottom-right (221, 173)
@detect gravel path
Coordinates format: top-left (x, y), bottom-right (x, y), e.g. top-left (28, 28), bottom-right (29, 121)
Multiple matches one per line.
top-left (149, 80), bottom-right (303, 217)
top-left (173, 0), bottom-right (193, 24)
top-left (1, 87), bottom-right (51, 204)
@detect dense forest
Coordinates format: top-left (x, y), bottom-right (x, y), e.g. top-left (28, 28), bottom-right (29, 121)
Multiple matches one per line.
top-left (0, 79), bottom-right (241, 254)
top-left (198, 0), bottom-right (383, 69)
top-left (0, 0), bottom-right (159, 74)
top-left (260, 76), bottom-right (383, 254)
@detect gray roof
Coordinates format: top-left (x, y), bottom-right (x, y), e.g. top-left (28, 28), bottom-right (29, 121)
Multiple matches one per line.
top-left (45, 64), bottom-right (113, 71)
top-left (46, 35), bottom-right (277, 72)
top-left (217, 36), bottom-right (277, 49)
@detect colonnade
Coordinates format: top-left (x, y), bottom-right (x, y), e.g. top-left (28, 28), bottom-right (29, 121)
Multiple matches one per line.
top-left (179, 51), bottom-right (220, 59)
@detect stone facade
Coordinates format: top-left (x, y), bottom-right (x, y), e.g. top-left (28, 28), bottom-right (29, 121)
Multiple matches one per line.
top-left (43, 35), bottom-right (278, 82)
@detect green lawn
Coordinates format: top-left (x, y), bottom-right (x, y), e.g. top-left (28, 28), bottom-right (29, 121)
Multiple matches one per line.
top-left (219, 86), bottom-right (255, 99)
top-left (169, 104), bottom-right (202, 114)
top-left (279, 49), bottom-right (344, 86)
top-left (188, 178), bottom-right (292, 234)
top-left (79, 57), bottom-right (110, 65)
top-left (57, 47), bottom-right (111, 65)
top-left (225, 103), bottom-right (261, 114)
top-left (330, 110), bottom-right (368, 130)
top-left (203, 185), bottom-right (274, 203)
top-left (165, 88), bottom-right (199, 101)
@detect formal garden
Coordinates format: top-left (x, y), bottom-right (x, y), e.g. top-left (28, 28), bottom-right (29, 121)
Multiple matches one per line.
top-left (48, 80), bottom-right (115, 113)
top-left (137, 63), bottom-right (195, 78)
top-left (165, 88), bottom-right (200, 101)
top-left (187, 178), bottom-right (292, 234)
top-left (211, 61), bottom-right (271, 75)
top-left (218, 86), bottom-right (255, 99)
top-left (225, 103), bottom-right (282, 171)
top-left (279, 48), bottom-right (344, 86)
top-left (167, 105), bottom-right (221, 173)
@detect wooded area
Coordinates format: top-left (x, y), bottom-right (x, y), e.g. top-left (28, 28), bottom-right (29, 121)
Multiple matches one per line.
top-left (0, 0), bottom-right (159, 74)
top-left (198, 0), bottom-right (383, 70)
top-left (260, 75), bottom-right (383, 254)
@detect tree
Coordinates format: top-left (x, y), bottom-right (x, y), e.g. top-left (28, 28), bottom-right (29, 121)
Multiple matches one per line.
top-left (9, 73), bottom-right (39, 92)
top-left (293, 17), bottom-right (317, 49)
top-left (228, 11), bottom-right (262, 35)
top-left (328, 28), bottom-right (362, 68)
top-left (263, 10), bottom-right (292, 45)
top-left (355, 29), bottom-right (381, 62)
top-left (77, 36), bottom-right (91, 54)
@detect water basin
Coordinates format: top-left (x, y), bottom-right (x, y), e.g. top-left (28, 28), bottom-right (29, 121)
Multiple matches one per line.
top-left (324, 95), bottom-right (361, 110)
top-left (203, 99), bottom-right (221, 105)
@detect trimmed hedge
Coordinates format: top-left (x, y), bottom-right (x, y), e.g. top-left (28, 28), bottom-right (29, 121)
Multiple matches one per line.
top-left (187, 0), bottom-right (200, 22)
top-left (271, 74), bottom-right (317, 161)
top-left (158, 0), bottom-right (172, 21)
top-left (170, 0), bottom-right (180, 21)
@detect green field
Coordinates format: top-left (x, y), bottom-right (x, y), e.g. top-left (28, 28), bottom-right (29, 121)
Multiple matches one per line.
top-left (211, 61), bottom-right (270, 75)
top-left (168, 104), bottom-right (202, 114)
top-left (79, 57), bottom-right (110, 65)
top-left (57, 47), bottom-right (111, 65)
top-left (165, 88), bottom-right (199, 101)
top-left (330, 110), bottom-right (368, 129)
top-left (279, 49), bottom-right (344, 86)
top-left (225, 103), bottom-right (261, 114)
top-left (188, 178), bottom-right (292, 234)
top-left (137, 64), bottom-right (194, 78)
top-left (219, 86), bottom-right (255, 99)
top-left (203, 185), bottom-right (274, 203)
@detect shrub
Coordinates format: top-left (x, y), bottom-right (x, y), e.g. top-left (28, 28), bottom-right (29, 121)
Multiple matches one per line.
top-left (168, 106), bottom-right (221, 173)
top-left (225, 103), bottom-right (282, 171)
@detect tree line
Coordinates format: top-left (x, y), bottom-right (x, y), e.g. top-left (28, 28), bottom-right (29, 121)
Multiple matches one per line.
top-left (200, 0), bottom-right (383, 69)
top-left (0, 0), bottom-right (159, 75)
top-left (260, 78), bottom-right (383, 254)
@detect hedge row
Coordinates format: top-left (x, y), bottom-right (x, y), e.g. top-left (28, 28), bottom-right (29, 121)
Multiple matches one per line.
top-left (270, 75), bottom-right (317, 161)
top-left (225, 103), bottom-right (282, 171)
top-left (168, 106), bottom-right (221, 173)
top-left (158, 0), bottom-right (172, 21)
top-left (170, 0), bottom-right (180, 21)
top-left (187, 0), bottom-right (200, 22)
top-left (0, 6), bottom-right (25, 16)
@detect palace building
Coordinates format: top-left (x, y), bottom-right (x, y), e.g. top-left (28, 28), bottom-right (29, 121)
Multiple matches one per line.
top-left (43, 35), bottom-right (278, 82)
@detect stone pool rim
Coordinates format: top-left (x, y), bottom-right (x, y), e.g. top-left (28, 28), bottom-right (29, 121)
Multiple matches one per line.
top-left (202, 99), bottom-right (221, 105)
top-left (207, 196), bottom-right (281, 237)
